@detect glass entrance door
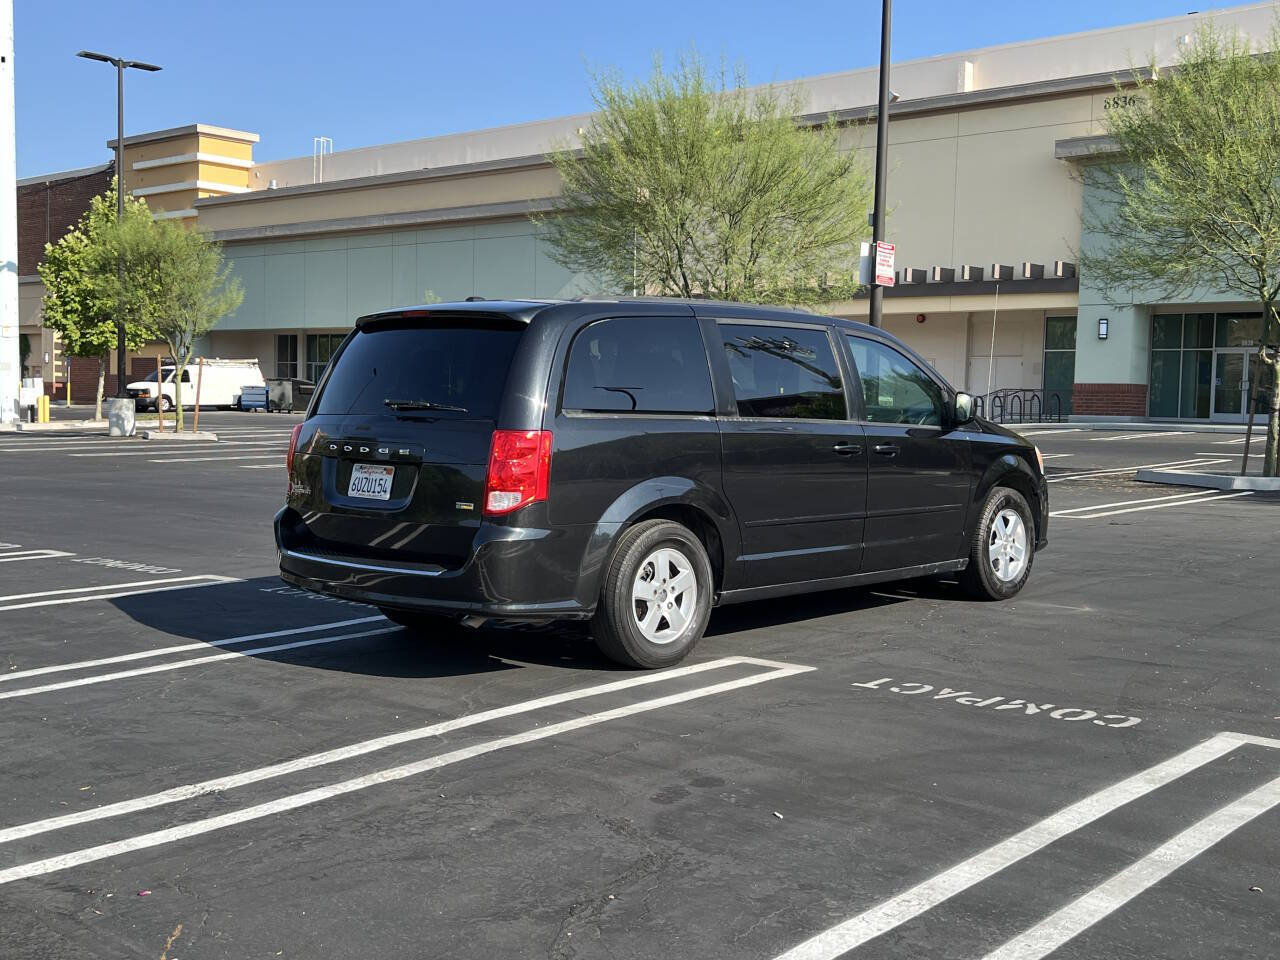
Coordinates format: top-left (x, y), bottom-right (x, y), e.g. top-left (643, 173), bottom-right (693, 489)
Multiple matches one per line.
top-left (1211, 350), bottom-right (1249, 420)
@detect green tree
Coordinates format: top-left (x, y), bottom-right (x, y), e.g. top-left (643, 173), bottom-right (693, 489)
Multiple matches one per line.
top-left (537, 54), bottom-right (872, 307)
top-left (101, 214), bottom-right (243, 431)
top-left (37, 183), bottom-right (157, 419)
top-left (1081, 25), bottom-right (1280, 475)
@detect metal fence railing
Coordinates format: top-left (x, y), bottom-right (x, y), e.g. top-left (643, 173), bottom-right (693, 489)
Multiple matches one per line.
top-left (973, 388), bottom-right (1071, 424)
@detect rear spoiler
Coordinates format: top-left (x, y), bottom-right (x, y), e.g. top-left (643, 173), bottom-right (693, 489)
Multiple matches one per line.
top-left (354, 309), bottom-right (532, 331)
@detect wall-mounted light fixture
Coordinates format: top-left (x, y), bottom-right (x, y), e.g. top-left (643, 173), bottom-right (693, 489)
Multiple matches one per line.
top-left (1098, 317), bottom-right (1110, 340)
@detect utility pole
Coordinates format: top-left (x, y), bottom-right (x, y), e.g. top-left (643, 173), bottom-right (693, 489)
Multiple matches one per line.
top-left (76, 49), bottom-right (160, 433)
top-left (0, 1), bottom-right (18, 424)
top-left (868, 0), bottom-right (893, 329)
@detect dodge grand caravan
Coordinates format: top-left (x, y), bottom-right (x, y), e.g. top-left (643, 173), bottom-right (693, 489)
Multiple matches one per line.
top-left (276, 298), bottom-right (1048, 668)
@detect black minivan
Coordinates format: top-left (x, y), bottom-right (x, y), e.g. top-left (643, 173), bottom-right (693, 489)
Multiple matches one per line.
top-left (277, 298), bottom-right (1048, 668)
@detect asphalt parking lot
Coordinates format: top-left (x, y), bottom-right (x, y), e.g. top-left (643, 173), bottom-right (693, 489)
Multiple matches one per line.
top-left (1, 414), bottom-right (1277, 960)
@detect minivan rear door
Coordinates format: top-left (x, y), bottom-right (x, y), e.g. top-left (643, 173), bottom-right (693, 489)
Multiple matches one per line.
top-left (293, 313), bottom-right (526, 568)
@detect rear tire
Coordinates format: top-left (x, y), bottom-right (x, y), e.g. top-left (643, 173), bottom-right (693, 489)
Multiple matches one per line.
top-left (959, 486), bottom-right (1035, 601)
top-left (159, 395), bottom-right (173, 413)
top-left (592, 519), bottom-right (712, 669)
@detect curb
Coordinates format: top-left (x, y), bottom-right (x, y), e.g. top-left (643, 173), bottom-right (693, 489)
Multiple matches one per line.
top-left (140, 430), bottom-right (218, 441)
top-left (1010, 421), bottom-right (1258, 434)
top-left (1136, 469), bottom-right (1280, 492)
top-left (15, 420), bottom-right (109, 433)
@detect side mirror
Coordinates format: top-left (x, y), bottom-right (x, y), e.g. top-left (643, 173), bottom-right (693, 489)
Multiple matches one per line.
top-left (953, 391), bottom-right (976, 424)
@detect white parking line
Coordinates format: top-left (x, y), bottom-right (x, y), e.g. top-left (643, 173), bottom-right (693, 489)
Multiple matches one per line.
top-left (1038, 453), bottom-right (1074, 460)
top-left (0, 615), bottom-right (386, 685)
top-left (147, 453), bottom-right (281, 464)
top-left (1047, 458), bottom-right (1228, 483)
top-left (983, 775), bottom-right (1280, 959)
top-left (1049, 491), bottom-right (1215, 516)
top-left (0, 549), bottom-right (73, 563)
top-left (771, 732), bottom-right (1271, 960)
top-left (69, 442), bottom-right (282, 458)
top-left (0, 575), bottom-right (237, 611)
top-left (240, 463), bottom-right (282, 469)
top-left (0, 626), bottom-right (398, 701)
top-left (1018, 429), bottom-right (1082, 437)
top-left (1210, 437), bottom-right (1249, 444)
top-left (1091, 432), bottom-right (1189, 441)
top-left (0, 656), bottom-right (813, 884)
top-left (1054, 491), bottom-right (1253, 519)
top-left (0, 438), bottom-right (282, 452)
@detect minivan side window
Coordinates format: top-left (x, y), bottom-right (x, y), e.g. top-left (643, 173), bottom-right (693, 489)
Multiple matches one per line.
top-left (847, 336), bottom-right (944, 426)
top-left (562, 316), bottom-right (714, 414)
top-left (719, 323), bottom-right (847, 420)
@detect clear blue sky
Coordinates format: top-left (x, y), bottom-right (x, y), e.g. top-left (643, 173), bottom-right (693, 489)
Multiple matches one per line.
top-left (16, 0), bottom-right (1240, 178)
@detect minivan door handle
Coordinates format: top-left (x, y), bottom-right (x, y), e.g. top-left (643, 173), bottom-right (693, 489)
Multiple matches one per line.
top-left (873, 443), bottom-right (900, 457)
top-left (832, 442), bottom-right (862, 457)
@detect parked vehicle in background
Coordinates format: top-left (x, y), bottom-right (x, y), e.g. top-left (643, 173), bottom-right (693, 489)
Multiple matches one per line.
top-left (276, 299), bottom-right (1049, 668)
top-left (127, 359), bottom-right (266, 411)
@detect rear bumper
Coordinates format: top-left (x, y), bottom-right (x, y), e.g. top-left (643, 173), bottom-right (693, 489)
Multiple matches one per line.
top-left (274, 507), bottom-right (595, 621)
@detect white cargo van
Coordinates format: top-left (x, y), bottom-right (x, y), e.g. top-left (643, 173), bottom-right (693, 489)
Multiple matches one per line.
top-left (126, 359), bottom-right (266, 411)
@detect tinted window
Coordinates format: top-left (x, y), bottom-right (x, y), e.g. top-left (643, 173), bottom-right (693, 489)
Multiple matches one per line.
top-left (562, 316), bottom-right (713, 414)
top-left (847, 337), bottom-right (944, 426)
top-left (314, 318), bottom-right (523, 418)
top-left (720, 324), bottom-right (847, 420)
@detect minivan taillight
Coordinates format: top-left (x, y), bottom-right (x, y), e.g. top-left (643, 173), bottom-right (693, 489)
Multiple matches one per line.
top-left (484, 430), bottom-right (552, 516)
top-left (286, 423), bottom-right (303, 491)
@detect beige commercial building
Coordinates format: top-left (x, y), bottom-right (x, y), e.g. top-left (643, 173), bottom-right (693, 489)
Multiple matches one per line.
top-left (21, 2), bottom-right (1280, 419)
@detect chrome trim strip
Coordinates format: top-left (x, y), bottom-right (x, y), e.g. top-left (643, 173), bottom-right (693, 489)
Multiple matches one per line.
top-left (281, 548), bottom-right (445, 577)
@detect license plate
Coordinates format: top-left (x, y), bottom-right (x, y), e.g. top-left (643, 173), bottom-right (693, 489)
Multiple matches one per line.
top-left (347, 463), bottom-right (395, 501)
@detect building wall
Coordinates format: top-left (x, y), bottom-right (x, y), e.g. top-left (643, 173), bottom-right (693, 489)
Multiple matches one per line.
top-left (219, 218), bottom-right (596, 332)
top-left (17, 165), bottom-right (113, 275)
top-left (844, 94), bottom-right (1092, 272)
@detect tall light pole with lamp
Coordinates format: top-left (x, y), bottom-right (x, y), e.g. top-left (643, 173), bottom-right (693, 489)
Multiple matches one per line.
top-left (75, 49), bottom-right (160, 431)
top-left (868, 0), bottom-right (893, 328)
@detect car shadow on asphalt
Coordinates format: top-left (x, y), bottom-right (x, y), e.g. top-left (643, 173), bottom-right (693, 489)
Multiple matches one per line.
top-left (703, 584), bottom-right (914, 638)
top-left (108, 575), bottom-right (953, 677)
top-left (109, 576), bottom-right (611, 678)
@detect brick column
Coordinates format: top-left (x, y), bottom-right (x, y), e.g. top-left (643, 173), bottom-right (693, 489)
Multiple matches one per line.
top-left (1071, 382), bottom-right (1148, 417)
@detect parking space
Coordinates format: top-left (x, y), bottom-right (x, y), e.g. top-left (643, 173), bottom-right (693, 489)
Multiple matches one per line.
top-left (1, 426), bottom-right (1277, 959)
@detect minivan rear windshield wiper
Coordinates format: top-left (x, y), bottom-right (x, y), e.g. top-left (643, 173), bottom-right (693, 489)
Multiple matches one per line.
top-left (383, 398), bottom-right (469, 413)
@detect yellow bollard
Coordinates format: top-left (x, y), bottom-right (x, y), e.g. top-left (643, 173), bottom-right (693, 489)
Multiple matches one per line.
top-left (37, 395), bottom-right (49, 423)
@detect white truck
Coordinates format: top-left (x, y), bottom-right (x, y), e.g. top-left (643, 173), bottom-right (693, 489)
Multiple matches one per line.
top-left (126, 359), bottom-right (266, 411)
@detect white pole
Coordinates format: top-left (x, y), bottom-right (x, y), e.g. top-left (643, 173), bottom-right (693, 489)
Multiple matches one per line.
top-left (985, 282), bottom-right (1000, 401)
top-left (0, 1), bottom-right (17, 424)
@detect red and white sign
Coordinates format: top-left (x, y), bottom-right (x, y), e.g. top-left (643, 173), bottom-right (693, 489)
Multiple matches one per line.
top-left (875, 241), bottom-right (895, 287)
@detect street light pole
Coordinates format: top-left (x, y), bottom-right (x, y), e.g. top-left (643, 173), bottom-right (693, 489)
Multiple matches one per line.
top-left (76, 50), bottom-right (160, 399)
top-left (868, 0), bottom-right (892, 329)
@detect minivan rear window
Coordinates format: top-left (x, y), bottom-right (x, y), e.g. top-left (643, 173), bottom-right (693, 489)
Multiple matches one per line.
top-left (312, 317), bottom-right (524, 418)
top-left (562, 315), bottom-right (714, 414)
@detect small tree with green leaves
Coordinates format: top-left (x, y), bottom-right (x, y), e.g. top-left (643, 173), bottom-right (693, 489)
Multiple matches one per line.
top-left (1082, 25), bottom-right (1280, 475)
top-left (537, 54), bottom-right (872, 307)
top-left (37, 183), bottom-right (157, 419)
top-left (102, 215), bottom-right (243, 431)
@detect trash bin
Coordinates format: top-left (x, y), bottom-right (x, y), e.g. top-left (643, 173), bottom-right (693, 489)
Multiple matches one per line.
top-left (264, 378), bottom-right (315, 413)
top-left (239, 385), bottom-right (269, 412)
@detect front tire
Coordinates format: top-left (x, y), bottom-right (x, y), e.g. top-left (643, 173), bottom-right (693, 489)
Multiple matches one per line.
top-left (159, 395), bottom-right (173, 413)
top-left (960, 486), bottom-right (1035, 600)
top-left (592, 519), bottom-right (712, 669)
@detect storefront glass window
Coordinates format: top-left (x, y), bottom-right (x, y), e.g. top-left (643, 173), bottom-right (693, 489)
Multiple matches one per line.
top-left (306, 333), bottom-right (346, 383)
top-left (1215, 313), bottom-right (1263, 347)
top-left (1151, 315), bottom-right (1183, 350)
top-left (1149, 351), bottom-right (1182, 417)
top-left (1179, 350), bottom-right (1212, 418)
top-left (1042, 316), bottom-right (1077, 416)
top-left (1183, 313), bottom-right (1214, 348)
